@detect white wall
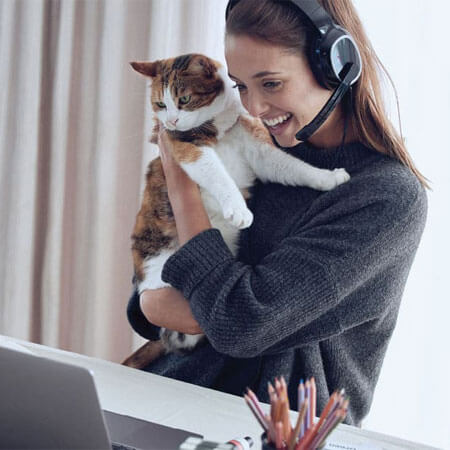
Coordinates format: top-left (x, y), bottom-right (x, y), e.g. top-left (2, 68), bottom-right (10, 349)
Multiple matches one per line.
top-left (352, 2), bottom-right (450, 448)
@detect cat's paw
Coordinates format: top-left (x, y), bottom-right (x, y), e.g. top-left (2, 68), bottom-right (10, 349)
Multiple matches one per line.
top-left (138, 276), bottom-right (170, 294)
top-left (313, 168), bottom-right (350, 191)
top-left (222, 199), bottom-right (254, 229)
top-left (160, 328), bottom-right (205, 354)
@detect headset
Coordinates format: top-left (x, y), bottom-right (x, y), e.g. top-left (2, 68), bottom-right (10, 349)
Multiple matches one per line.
top-left (225, 0), bottom-right (362, 142)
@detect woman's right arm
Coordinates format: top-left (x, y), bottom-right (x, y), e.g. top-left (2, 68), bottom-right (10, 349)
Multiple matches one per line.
top-left (140, 288), bottom-right (203, 335)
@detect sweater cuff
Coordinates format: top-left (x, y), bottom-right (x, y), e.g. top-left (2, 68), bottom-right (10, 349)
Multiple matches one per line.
top-left (161, 228), bottom-right (234, 298)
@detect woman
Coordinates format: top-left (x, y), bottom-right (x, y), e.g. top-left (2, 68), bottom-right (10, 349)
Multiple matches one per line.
top-left (127, 0), bottom-right (427, 426)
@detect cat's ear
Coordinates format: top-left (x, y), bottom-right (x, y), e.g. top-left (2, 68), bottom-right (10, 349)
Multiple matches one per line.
top-left (187, 55), bottom-right (220, 79)
top-left (130, 61), bottom-right (159, 78)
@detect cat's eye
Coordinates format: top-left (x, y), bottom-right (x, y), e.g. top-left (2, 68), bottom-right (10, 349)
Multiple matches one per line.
top-left (179, 95), bottom-right (191, 105)
top-left (155, 101), bottom-right (166, 108)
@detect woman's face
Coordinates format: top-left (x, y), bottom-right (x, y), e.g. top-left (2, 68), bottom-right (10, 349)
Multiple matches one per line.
top-left (225, 34), bottom-right (340, 148)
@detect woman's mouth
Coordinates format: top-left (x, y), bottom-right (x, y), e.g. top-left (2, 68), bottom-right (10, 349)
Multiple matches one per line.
top-left (262, 113), bottom-right (293, 135)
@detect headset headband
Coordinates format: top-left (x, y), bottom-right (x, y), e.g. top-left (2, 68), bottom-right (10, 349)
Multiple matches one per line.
top-left (226, 0), bottom-right (333, 35)
top-left (288, 0), bottom-right (333, 32)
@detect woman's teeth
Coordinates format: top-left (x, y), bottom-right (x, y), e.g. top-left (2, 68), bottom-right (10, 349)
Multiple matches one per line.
top-left (263, 113), bottom-right (292, 127)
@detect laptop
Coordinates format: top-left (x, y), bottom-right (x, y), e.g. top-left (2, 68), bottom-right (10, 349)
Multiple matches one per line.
top-left (0, 344), bottom-right (201, 449)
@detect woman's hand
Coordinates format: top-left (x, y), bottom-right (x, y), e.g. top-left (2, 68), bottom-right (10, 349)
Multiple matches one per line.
top-left (158, 130), bottom-right (199, 207)
top-left (158, 130), bottom-right (212, 245)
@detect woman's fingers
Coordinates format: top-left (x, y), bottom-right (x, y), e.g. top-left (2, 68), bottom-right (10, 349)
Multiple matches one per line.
top-left (158, 130), bottom-right (167, 163)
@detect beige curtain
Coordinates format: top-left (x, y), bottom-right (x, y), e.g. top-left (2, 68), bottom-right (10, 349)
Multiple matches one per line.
top-left (0, 0), bottom-right (228, 362)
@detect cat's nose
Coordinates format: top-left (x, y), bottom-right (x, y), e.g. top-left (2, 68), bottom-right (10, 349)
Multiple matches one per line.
top-left (167, 118), bottom-right (178, 127)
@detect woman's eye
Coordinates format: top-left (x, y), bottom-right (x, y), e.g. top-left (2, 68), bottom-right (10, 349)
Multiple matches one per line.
top-left (155, 101), bottom-right (166, 108)
top-left (263, 81), bottom-right (281, 89)
top-left (179, 95), bottom-right (191, 105)
top-left (232, 83), bottom-right (247, 93)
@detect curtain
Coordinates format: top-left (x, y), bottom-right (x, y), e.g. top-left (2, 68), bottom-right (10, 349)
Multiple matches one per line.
top-left (0, 0), bottom-right (228, 360)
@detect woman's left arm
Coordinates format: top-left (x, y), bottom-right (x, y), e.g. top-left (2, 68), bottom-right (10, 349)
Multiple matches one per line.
top-left (158, 166), bottom-right (427, 358)
top-left (139, 130), bottom-right (211, 333)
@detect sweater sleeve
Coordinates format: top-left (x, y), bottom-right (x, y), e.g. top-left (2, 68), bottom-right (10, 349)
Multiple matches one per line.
top-left (126, 288), bottom-right (162, 341)
top-left (161, 170), bottom-right (427, 358)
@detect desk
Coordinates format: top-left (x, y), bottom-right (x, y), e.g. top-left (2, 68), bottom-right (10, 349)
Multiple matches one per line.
top-left (0, 336), bottom-right (437, 450)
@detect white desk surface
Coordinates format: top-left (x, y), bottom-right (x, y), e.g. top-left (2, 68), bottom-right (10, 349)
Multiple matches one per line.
top-left (0, 335), bottom-right (438, 450)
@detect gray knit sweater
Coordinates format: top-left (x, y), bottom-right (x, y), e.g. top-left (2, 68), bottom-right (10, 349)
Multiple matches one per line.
top-left (126, 141), bottom-right (427, 426)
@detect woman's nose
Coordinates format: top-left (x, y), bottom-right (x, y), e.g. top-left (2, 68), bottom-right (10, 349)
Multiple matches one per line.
top-left (244, 91), bottom-right (269, 118)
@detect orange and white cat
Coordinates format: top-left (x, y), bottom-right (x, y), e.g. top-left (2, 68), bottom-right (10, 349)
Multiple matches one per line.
top-left (130, 53), bottom-right (349, 355)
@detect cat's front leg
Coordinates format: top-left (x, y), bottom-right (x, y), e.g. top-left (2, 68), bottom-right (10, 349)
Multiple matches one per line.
top-left (137, 248), bottom-right (173, 294)
top-left (170, 140), bottom-right (253, 229)
top-left (238, 117), bottom-right (350, 190)
top-left (247, 140), bottom-right (350, 191)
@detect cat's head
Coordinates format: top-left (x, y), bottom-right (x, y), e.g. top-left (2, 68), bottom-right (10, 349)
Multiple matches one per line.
top-left (131, 54), bottom-right (230, 132)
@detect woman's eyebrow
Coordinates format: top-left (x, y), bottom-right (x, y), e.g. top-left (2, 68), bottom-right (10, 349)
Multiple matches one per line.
top-left (228, 71), bottom-right (282, 81)
top-left (252, 71), bottom-right (282, 78)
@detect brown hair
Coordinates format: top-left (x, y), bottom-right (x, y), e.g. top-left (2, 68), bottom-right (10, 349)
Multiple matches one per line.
top-left (226, 0), bottom-right (430, 188)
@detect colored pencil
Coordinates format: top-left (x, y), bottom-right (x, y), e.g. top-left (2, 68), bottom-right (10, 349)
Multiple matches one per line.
top-left (302, 389), bottom-right (346, 449)
top-left (305, 379), bottom-right (311, 431)
top-left (310, 407), bottom-right (346, 449)
top-left (275, 421), bottom-right (283, 449)
top-left (265, 413), bottom-right (277, 443)
top-left (284, 400), bottom-right (293, 443)
top-left (244, 394), bottom-right (268, 431)
top-left (287, 400), bottom-right (307, 450)
top-left (246, 388), bottom-right (268, 428)
top-left (310, 377), bottom-right (316, 427)
top-left (298, 380), bottom-right (305, 437)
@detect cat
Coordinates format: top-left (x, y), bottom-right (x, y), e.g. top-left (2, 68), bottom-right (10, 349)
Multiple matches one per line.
top-left (127, 53), bottom-right (350, 360)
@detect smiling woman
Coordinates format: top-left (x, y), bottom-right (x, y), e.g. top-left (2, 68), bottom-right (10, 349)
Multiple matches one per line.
top-left (225, 34), bottom-right (349, 148)
top-left (125, 0), bottom-right (428, 431)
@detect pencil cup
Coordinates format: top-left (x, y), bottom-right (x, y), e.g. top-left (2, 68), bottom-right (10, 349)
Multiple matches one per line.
top-left (261, 432), bottom-right (327, 449)
top-left (261, 432), bottom-right (275, 449)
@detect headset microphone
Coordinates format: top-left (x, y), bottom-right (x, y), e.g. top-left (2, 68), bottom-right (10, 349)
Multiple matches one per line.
top-left (295, 62), bottom-right (357, 141)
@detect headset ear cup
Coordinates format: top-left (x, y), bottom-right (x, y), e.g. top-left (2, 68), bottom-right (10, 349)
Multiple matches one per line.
top-left (307, 29), bottom-right (348, 90)
top-left (308, 35), bottom-right (331, 90)
top-left (317, 28), bottom-right (349, 89)
top-left (320, 27), bottom-right (362, 88)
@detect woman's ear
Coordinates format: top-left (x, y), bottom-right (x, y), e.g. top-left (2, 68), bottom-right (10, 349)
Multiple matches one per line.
top-left (130, 61), bottom-right (159, 78)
